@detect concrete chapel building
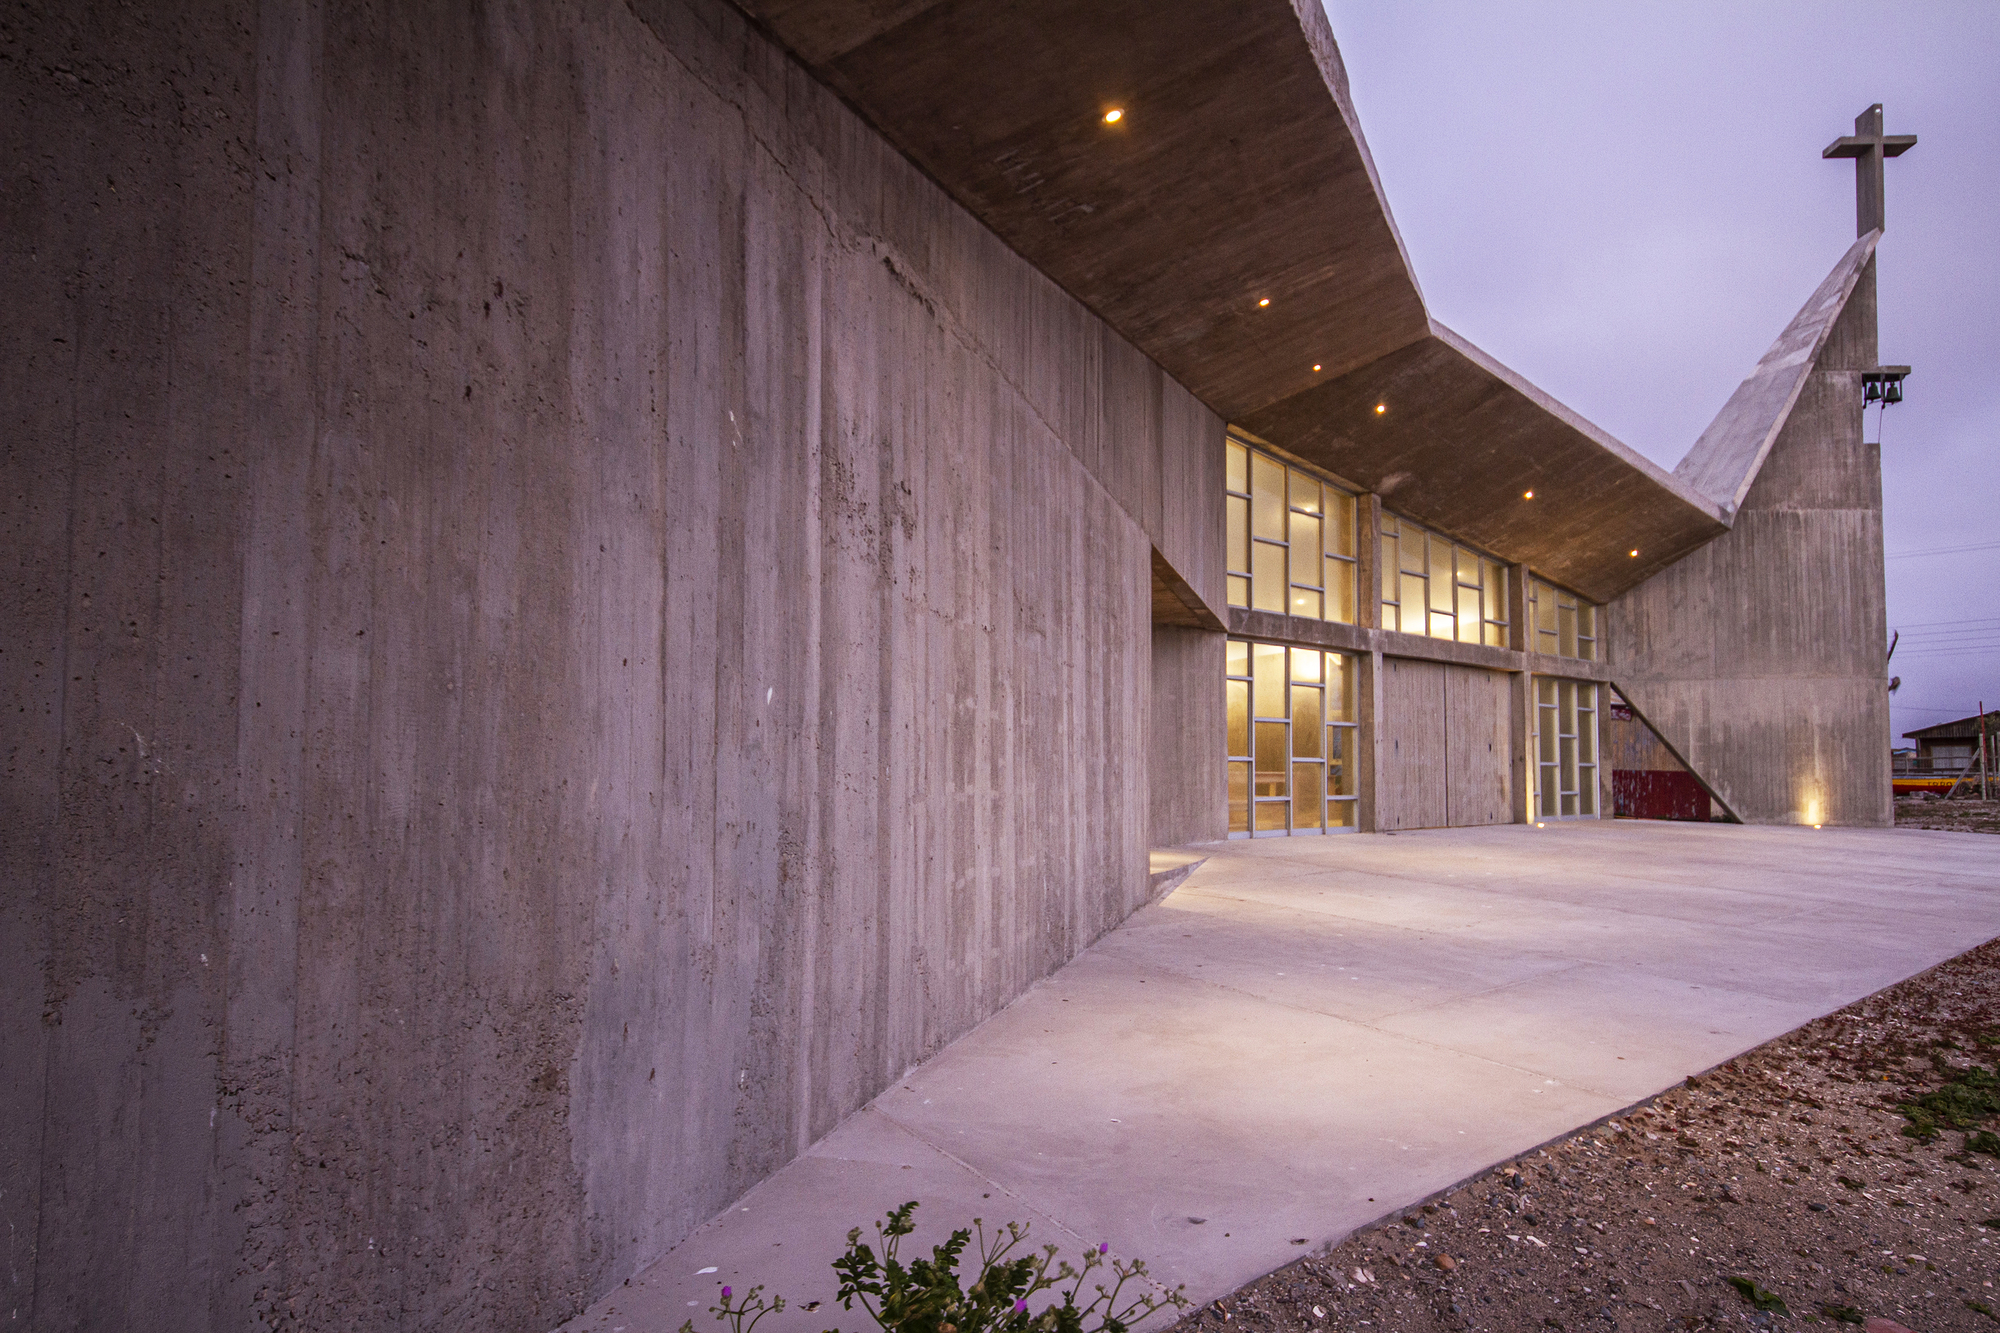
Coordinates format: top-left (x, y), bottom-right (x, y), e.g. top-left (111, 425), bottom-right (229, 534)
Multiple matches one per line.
top-left (2, 1), bottom-right (1910, 1329)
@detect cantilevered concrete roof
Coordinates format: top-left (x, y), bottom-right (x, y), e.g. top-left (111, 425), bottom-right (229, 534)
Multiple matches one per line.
top-left (1239, 323), bottom-right (1727, 602)
top-left (738, 0), bottom-right (1731, 600)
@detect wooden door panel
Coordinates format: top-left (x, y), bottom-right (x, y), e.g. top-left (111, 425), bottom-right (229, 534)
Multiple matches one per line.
top-left (1444, 664), bottom-right (1512, 826)
top-left (1379, 657), bottom-right (1446, 830)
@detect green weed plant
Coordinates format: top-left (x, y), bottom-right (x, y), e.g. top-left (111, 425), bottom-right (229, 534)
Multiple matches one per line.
top-left (1896, 1062), bottom-right (2000, 1142)
top-left (683, 1202), bottom-right (1188, 1333)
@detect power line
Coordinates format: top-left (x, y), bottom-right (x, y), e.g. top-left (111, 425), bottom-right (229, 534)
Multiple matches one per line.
top-left (1889, 615), bottom-right (2000, 629)
top-left (1896, 635), bottom-right (2000, 645)
top-left (1887, 539), bottom-right (2000, 560)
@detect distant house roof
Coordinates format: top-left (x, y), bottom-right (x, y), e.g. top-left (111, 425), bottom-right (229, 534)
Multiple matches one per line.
top-left (1905, 713), bottom-right (2000, 742)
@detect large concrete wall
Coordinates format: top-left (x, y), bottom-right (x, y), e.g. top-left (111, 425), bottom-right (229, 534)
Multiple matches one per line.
top-left (1147, 627), bottom-right (1227, 847)
top-left (0, 1), bottom-right (1218, 1328)
top-left (1609, 281), bottom-right (1892, 826)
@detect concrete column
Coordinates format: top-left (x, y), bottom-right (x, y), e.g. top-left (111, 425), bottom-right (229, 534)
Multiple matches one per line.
top-left (1507, 563), bottom-right (1533, 823)
top-left (1357, 648), bottom-right (1384, 832)
top-left (1356, 493), bottom-right (1382, 631)
top-left (1590, 604), bottom-right (1611, 821)
top-left (1351, 494), bottom-right (1384, 832)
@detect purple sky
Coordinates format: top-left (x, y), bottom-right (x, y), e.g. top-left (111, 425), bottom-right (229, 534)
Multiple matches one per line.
top-left (1321, 0), bottom-right (2000, 747)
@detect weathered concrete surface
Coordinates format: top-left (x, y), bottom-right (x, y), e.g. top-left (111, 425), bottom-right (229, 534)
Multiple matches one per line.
top-left (736, 0), bottom-right (1430, 419)
top-left (736, 0), bottom-right (1735, 610)
top-left (1673, 233), bottom-right (1879, 517)
top-left (1147, 627), bottom-right (1227, 848)
top-left (0, 1), bottom-right (1217, 1327)
top-left (1613, 242), bottom-right (1892, 827)
top-left (558, 821), bottom-right (2000, 1333)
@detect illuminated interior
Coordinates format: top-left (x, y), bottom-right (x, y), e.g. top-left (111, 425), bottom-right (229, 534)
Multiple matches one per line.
top-left (1526, 577), bottom-right (1598, 661)
top-left (1224, 435), bottom-right (1359, 623)
top-left (1225, 640), bottom-right (1359, 836)
top-left (1379, 513), bottom-right (1510, 646)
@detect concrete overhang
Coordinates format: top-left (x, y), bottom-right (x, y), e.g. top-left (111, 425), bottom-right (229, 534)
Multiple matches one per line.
top-left (736, 0), bottom-right (1429, 417)
top-left (1240, 322), bottom-right (1729, 604)
top-left (737, 0), bottom-right (1730, 603)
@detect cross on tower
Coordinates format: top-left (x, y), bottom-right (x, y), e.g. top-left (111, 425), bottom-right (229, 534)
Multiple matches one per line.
top-left (1823, 103), bottom-right (1916, 237)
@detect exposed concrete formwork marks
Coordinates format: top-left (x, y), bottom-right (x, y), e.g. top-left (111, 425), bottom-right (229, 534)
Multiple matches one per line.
top-left (1148, 627), bottom-right (1228, 848)
top-left (1612, 241), bottom-right (1891, 827)
top-left (0, 1), bottom-right (1216, 1328)
top-left (737, 0), bottom-right (1731, 608)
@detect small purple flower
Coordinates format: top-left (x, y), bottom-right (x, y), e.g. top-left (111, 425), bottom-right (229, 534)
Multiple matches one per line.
top-left (722, 1287), bottom-right (732, 1300)
top-left (1014, 1299), bottom-right (1029, 1314)
top-left (1099, 1243), bottom-right (1109, 1254)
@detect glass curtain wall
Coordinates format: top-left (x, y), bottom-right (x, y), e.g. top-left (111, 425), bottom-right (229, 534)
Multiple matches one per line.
top-left (1379, 514), bottom-right (1510, 646)
top-left (1526, 578), bottom-right (1598, 660)
top-left (1225, 640), bottom-right (1359, 836)
top-left (1533, 678), bottom-right (1600, 818)
top-left (1225, 436), bottom-right (1358, 624)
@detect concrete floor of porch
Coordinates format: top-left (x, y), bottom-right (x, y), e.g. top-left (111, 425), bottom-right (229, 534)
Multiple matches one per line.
top-left (561, 820), bottom-right (2000, 1333)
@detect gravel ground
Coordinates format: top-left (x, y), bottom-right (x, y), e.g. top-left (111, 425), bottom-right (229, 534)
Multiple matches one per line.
top-left (1897, 799), bottom-right (2000, 835)
top-left (1179, 937), bottom-right (2000, 1333)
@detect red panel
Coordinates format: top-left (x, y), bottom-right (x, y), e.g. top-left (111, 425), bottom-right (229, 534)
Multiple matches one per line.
top-left (1612, 770), bottom-right (1711, 822)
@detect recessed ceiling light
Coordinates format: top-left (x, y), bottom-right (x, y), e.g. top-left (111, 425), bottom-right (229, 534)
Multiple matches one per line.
top-left (1523, 490), bottom-right (1534, 499)
top-left (1374, 404), bottom-right (1386, 415)
top-left (1257, 297), bottom-right (1270, 308)
top-left (1312, 363), bottom-right (1322, 373)
top-left (1104, 108), bottom-right (1123, 124)
top-left (1629, 548), bottom-right (1639, 557)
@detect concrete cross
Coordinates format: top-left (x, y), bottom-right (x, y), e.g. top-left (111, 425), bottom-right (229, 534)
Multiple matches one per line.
top-left (1823, 103), bottom-right (1917, 237)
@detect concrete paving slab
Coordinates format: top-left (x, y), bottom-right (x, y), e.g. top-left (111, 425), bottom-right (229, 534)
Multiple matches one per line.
top-left (866, 952), bottom-right (1618, 1298)
top-left (1366, 962), bottom-right (1811, 1102)
top-left (559, 822), bottom-right (2000, 1333)
top-left (1093, 892), bottom-right (1579, 1023)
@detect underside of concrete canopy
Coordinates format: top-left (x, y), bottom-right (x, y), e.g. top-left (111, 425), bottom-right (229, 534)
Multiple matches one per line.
top-left (1239, 323), bottom-right (1729, 603)
top-left (736, 0), bottom-right (1729, 600)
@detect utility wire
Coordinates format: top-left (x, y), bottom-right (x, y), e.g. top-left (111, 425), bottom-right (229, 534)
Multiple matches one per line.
top-left (1887, 539), bottom-right (2000, 559)
top-left (1890, 615), bottom-right (2000, 629)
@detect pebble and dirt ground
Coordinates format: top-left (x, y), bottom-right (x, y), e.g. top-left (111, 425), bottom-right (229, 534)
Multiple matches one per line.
top-left (1176, 825), bottom-right (2000, 1333)
top-left (1895, 799), bottom-right (2000, 836)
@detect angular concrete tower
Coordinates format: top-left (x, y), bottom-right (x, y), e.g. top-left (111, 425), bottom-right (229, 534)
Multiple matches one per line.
top-left (1609, 105), bottom-right (1916, 825)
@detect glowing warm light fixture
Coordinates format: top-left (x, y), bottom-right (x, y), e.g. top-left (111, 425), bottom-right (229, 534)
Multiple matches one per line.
top-left (1103, 108), bottom-right (1123, 124)
top-left (1523, 490), bottom-right (1534, 499)
top-left (1257, 297), bottom-right (1270, 308)
top-left (1312, 364), bottom-right (1322, 372)
top-left (1629, 549), bottom-right (1639, 557)
top-left (1374, 403), bottom-right (1386, 415)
